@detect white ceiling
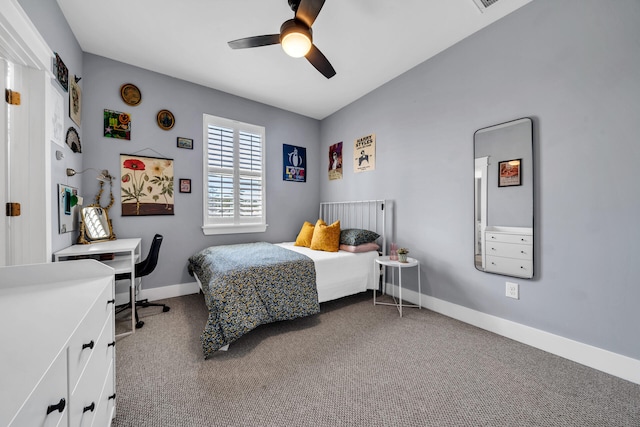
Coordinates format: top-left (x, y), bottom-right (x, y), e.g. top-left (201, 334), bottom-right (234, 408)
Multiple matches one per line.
top-left (56, 0), bottom-right (531, 120)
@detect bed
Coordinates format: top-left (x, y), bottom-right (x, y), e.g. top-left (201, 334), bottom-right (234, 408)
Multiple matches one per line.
top-left (188, 200), bottom-right (390, 358)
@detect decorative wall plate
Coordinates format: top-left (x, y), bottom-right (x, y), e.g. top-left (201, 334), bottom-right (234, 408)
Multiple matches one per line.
top-left (157, 109), bottom-right (175, 130)
top-left (120, 83), bottom-right (141, 106)
top-left (66, 127), bottom-right (81, 153)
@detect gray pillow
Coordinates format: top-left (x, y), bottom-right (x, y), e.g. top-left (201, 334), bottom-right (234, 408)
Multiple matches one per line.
top-left (340, 229), bottom-right (380, 246)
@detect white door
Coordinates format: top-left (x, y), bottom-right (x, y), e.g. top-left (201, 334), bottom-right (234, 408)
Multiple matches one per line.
top-left (1, 58), bottom-right (7, 266)
top-left (0, 1), bottom-right (54, 266)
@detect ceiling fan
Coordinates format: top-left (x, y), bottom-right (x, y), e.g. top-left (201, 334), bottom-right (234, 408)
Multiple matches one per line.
top-left (227, 0), bottom-right (336, 79)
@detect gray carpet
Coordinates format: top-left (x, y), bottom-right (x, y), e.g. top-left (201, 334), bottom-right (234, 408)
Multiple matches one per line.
top-left (113, 292), bottom-right (640, 426)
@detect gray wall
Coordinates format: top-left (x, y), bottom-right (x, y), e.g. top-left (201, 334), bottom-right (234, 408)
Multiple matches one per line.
top-left (320, 0), bottom-right (640, 360)
top-left (81, 54), bottom-right (321, 285)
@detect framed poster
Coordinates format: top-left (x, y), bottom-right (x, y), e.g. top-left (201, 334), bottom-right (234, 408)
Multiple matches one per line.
top-left (179, 178), bottom-right (191, 193)
top-left (354, 133), bottom-right (375, 173)
top-left (120, 154), bottom-right (174, 216)
top-left (498, 158), bottom-right (522, 187)
top-left (177, 137), bottom-right (193, 149)
top-left (53, 52), bottom-right (68, 92)
top-left (49, 84), bottom-right (64, 147)
top-left (283, 144), bottom-right (306, 182)
top-left (57, 184), bottom-right (79, 234)
top-left (69, 77), bottom-right (81, 126)
top-left (104, 109), bottom-right (131, 140)
top-left (328, 142), bottom-right (343, 180)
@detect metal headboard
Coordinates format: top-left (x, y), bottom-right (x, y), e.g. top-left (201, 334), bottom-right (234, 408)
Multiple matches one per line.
top-left (319, 200), bottom-right (389, 256)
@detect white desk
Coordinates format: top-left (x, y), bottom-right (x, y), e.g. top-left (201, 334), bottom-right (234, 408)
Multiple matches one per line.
top-left (54, 238), bottom-right (141, 337)
top-left (374, 256), bottom-right (421, 317)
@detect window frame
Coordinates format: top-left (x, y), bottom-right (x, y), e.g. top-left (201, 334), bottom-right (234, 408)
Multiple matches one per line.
top-left (202, 114), bottom-right (267, 235)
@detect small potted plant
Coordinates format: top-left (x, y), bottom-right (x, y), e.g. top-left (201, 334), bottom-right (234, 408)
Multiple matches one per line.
top-left (397, 247), bottom-right (409, 263)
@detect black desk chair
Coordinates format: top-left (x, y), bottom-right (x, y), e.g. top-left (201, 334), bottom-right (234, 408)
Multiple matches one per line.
top-left (115, 234), bottom-right (169, 329)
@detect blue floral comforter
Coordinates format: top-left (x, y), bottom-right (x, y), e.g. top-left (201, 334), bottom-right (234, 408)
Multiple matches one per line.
top-left (188, 242), bottom-right (319, 358)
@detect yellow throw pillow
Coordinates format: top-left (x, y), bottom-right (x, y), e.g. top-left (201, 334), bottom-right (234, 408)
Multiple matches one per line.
top-left (294, 221), bottom-right (315, 247)
top-left (310, 219), bottom-right (341, 252)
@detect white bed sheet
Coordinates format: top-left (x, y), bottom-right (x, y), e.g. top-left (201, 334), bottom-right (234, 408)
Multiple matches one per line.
top-left (275, 242), bottom-right (379, 303)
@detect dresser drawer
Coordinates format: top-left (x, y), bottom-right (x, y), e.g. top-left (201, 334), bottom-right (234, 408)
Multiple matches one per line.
top-left (9, 351), bottom-right (68, 427)
top-left (486, 241), bottom-right (533, 260)
top-left (486, 232), bottom-right (533, 245)
top-left (68, 282), bottom-right (113, 389)
top-left (69, 310), bottom-right (114, 427)
top-left (93, 360), bottom-right (116, 427)
top-left (485, 255), bottom-right (533, 278)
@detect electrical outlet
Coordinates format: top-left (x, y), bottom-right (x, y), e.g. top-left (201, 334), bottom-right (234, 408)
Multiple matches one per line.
top-left (506, 282), bottom-right (519, 299)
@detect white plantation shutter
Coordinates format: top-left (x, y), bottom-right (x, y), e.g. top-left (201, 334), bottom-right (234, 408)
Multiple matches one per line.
top-left (203, 115), bottom-right (266, 234)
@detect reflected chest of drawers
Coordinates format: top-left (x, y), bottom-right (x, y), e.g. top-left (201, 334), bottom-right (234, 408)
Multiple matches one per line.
top-left (484, 227), bottom-right (533, 278)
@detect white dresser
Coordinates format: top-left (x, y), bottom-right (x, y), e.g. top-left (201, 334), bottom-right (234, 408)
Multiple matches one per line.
top-left (0, 260), bottom-right (116, 427)
top-left (484, 226), bottom-right (533, 278)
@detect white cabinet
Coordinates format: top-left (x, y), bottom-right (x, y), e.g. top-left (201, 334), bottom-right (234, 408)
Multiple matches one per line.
top-left (0, 260), bottom-right (116, 427)
top-left (484, 227), bottom-right (533, 278)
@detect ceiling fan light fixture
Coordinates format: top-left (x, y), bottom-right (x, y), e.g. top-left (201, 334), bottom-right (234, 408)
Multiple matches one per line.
top-left (280, 19), bottom-right (312, 58)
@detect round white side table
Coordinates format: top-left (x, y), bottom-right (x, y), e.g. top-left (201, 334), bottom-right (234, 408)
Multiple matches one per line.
top-left (373, 256), bottom-right (421, 317)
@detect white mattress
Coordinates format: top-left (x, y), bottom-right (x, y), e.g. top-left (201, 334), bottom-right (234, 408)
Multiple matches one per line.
top-left (275, 242), bottom-right (379, 303)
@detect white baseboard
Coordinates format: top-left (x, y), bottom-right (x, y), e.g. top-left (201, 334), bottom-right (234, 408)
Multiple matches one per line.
top-left (115, 281), bottom-right (200, 306)
top-left (383, 283), bottom-right (640, 385)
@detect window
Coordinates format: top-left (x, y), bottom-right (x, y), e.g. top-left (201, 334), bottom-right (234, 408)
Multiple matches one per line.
top-left (202, 114), bottom-right (266, 235)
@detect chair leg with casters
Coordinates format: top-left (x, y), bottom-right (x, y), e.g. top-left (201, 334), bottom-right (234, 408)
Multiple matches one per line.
top-left (114, 234), bottom-right (168, 331)
top-left (136, 299), bottom-right (170, 313)
top-left (115, 299), bottom-right (145, 329)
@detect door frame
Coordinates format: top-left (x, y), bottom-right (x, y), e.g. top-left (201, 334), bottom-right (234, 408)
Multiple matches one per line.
top-left (1, 0), bottom-right (54, 265)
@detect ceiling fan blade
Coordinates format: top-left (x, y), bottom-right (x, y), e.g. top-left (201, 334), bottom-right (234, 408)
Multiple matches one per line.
top-left (305, 44), bottom-right (336, 79)
top-left (228, 34), bottom-right (281, 49)
top-left (295, 0), bottom-right (326, 28)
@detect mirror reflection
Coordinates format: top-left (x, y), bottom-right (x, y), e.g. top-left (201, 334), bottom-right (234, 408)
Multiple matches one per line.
top-left (78, 206), bottom-right (115, 243)
top-left (474, 117), bottom-right (534, 278)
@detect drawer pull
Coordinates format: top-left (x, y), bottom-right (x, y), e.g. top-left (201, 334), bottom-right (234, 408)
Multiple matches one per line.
top-left (108, 341), bottom-right (116, 347)
top-left (82, 340), bottom-right (95, 350)
top-left (83, 402), bottom-right (95, 413)
top-left (108, 393), bottom-right (116, 400)
top-left (46, 398), bottom-right (66, 415)
top-left (107, 299), bottom-right (115, 304)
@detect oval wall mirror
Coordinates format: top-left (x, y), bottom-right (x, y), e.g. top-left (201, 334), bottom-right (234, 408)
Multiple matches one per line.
top-left (474, 117), bottom-right (534, 279)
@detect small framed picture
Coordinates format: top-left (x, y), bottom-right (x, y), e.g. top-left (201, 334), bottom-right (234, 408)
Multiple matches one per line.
top-left (498, 158), bottom-right (522, 187)
top-left (179, 178), bottom-right (191, 193)
top-left (177, 137), bottom-right (193, 149)
top-left (157, 109), bottom-right (175, 130)
top-left (53, 52), bottom-right (68, 92)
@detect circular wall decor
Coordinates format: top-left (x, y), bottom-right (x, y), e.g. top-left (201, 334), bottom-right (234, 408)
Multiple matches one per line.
top-left (120, 83), bottom-right (141, 106)
top-left (157, 109), bottom-right (175, 130)
top-left (65, 127), bottom-right (81, 153)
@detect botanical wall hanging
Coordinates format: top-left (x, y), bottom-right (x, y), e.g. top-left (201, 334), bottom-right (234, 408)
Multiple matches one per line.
top-left (120, 154), bottom-right (174, 216)
top-left (105, 109), bottom-right (131, 140)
